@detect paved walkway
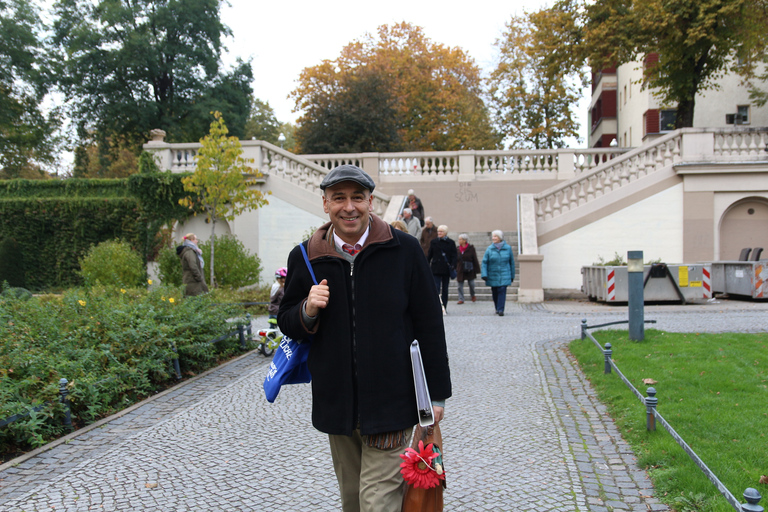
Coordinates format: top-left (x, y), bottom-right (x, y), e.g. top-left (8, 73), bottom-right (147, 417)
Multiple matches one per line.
top-left (1, 298), bottom-right (766, 511)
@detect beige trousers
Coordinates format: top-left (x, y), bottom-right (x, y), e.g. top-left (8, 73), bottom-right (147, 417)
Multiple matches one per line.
top-left (328, 428), bottom-right (413, 512)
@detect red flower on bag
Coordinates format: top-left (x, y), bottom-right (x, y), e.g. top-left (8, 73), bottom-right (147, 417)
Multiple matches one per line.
top-left (399, 440), bottom-right (445, 489)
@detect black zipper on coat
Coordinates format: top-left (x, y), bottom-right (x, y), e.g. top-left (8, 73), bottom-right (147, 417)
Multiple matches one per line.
top-left (350, 258), bottom-right (359, 432)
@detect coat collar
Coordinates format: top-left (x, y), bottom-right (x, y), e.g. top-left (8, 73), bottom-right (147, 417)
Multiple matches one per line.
top-left (307, 214), bottom-right (393, 260)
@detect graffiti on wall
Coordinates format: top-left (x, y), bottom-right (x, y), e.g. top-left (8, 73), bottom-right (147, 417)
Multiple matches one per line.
top-left (455, 182), bottom-right (478, 203)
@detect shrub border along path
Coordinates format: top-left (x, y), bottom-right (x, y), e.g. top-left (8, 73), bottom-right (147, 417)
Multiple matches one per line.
top-left (2, 301), bottom-right (767, 510)
top-left (0, 344), bottom-right (263, 476)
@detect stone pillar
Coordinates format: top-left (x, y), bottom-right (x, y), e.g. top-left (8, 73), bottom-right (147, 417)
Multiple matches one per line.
top-left (458, 151), bottom-right (475, 182)
top-left (517, 254), bottom-right (544, 303)
top-left (143, 129), bottom-right (172, 171)
top-left (361, 153), bottom-right (381, 183)
top-left (557, 151), bottom-right (575, 180)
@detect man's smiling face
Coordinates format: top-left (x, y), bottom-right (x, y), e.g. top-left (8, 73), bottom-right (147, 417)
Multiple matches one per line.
top-left (323, 181), bottom-right (373, 244)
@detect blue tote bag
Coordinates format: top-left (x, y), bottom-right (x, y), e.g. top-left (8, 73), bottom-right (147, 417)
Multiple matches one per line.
top-left (263, 243), bottom-right (315, 403)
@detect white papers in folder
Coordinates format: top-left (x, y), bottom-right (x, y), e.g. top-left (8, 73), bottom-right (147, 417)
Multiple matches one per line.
top-left (410, 340), bottom-right (434, 427)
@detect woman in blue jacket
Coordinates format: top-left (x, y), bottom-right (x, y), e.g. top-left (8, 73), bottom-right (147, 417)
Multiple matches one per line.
top-left (481, 230), bottom-right (515, 316)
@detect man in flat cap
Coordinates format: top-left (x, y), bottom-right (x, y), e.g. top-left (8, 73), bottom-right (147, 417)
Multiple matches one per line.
top-left (278, 164), bottom-right (452, 512)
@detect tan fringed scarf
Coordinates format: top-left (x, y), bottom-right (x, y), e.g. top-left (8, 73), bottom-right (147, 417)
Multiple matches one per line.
top-left (364, 429), bottom-right (409, 450)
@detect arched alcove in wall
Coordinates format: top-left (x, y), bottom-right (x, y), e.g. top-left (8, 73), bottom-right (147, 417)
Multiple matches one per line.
top-left (718, 197), bottom-right (768, 260)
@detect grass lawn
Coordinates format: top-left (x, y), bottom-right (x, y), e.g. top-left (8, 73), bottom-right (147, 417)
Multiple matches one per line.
top-left (568, 329), bottom-right (768, 512)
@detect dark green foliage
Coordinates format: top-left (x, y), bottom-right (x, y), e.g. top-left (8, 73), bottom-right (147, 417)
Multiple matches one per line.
top-left (78, 240), bottom-right (146, 288)
top-left (156, 234), bottom-right (262, 289)
top-left (0, 287), bottom-right (250, 455)
top-left (0, 178), bottom-right (129, 198)
top-left (0, 197), bottom-right (143, 290)
top-left (0, 176), bottom-right (196, 290)
top-left (1, 286), bottom-right (32, 300)
top-left (243, 98), bottom-right (285, 145)
top-left (51, 0), bottom-right (253, 150)
top-left (0, 238), bottom-right (26, 287)
top-left (199, 235), bottom-right (262, 289)
top-left (0, 0), bottom-right (63, 177)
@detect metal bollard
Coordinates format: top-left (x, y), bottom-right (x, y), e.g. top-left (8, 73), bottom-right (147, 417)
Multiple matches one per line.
top-left (742, 488), bottom-right (763, 512)
top-left (645, 387), bottom-right (657, 431)
top-left (603, 343), bottom-right (612, 374)
top-left (245, 313), bottom-right (252, 339)
top-left (238, 324), bottom-right (246, 349)
top-left (627, 250), bottom-right (645, 341)
top-left (59, 378), bottom-right (73, 431)
top-left (172, 348), bottom-right (182, 380)
top-left (581, 319), bottom-right (587, 340)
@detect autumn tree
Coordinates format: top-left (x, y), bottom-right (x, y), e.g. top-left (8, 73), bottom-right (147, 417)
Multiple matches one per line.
top-left (0, 0), bottom-right (63, 178)
top-left (489, 2), bottom-right (585, 149)
top-left (583, 0), bottom-right (762, 128)
top-left (292, 23), bottom-right (501, 153)
top-left (180, 112), bottom-right (269, 286)
top-left (51, 0), bottom-right (253, 171)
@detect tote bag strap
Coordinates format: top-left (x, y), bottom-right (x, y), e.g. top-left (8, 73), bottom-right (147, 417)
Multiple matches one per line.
top-left (299, 243), bottom-right (319, 285)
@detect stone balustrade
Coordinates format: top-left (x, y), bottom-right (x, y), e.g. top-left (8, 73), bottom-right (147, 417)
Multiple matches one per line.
top-left (533, 127), bottom-right (768, 224)
top-left (304, 148), bottom-right (627, 181)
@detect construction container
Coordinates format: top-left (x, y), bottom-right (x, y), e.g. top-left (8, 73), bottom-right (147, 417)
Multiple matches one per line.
top-left (581, 264), bottom-right (712, 303)
top-left (710, 261), bottom-right (768, 299)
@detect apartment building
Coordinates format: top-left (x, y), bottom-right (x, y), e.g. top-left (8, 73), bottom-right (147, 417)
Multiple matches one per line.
top-left (589, 55), bottom-right (768, 148)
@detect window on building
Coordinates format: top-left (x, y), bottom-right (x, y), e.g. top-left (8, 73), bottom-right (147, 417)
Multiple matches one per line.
top-left (738, 105), bottom-right (750, 124)
top-left (660, 110), bottom-right (676, 131)
top-left (623, 85), bottom-right (627, 105)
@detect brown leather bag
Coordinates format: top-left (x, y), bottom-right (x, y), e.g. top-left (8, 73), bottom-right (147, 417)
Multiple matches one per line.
top-left (401, 424), bottom-right (446, 512)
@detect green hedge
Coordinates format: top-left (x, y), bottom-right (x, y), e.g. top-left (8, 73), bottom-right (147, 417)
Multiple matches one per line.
top-left (0, 174), bottom-right (195, 291)
top-left (0, 198), bottom-right (144, 289)
top-left (0, 179), bottom-right (130, 198)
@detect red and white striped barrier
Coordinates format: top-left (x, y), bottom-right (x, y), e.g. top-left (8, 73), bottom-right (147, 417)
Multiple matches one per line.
top-left (606, 269), bottom-right (616, 301)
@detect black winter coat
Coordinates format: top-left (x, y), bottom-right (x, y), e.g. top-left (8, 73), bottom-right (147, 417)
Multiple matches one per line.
top-left (456, 244), bottom-right (480, 282)
top-left (278, 215), bottom-right (452, 436)
top-left (427, 237), bottom-right (458, 276)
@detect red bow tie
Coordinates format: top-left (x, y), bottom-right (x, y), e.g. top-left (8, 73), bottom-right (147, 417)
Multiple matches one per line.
top-left (342, 243), bottom-right (362, 256)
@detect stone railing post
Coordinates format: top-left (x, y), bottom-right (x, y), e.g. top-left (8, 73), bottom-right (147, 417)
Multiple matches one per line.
top-left (557, 151), bottom-right (575, 180)
top-left (517, 254), bottom-right (544, 302)
top-left (458, 151), bottom-right (475, 181)
top-left (680, 130), bottom-right (714, 160)
top-left (361, 153), bottom-right (381, 183)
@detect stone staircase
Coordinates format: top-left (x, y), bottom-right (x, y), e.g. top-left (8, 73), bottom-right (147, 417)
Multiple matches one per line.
top-left (444, 231), bottom-right (520, 303)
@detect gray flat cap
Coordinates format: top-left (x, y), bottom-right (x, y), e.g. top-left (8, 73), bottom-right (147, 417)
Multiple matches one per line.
top-left (320, 164), bottom-right (376, 192)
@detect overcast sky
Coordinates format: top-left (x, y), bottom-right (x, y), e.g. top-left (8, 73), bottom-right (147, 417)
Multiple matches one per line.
top-left (218, 0), bottom-right (590, 146)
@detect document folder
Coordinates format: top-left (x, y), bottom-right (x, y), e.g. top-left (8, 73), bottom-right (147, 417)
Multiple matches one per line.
top-left (410, 340), bottom-right (434, 427)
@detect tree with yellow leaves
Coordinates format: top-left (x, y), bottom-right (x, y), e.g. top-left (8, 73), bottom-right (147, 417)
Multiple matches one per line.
top-left (291, 22), bottom-right (501, 153)
top-left (489, 2), bottom-right (586, 149)
top-left (180, 112), bottom-right (269, 286)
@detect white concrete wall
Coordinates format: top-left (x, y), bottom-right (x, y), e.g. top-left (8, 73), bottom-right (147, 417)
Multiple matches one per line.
top-left (255, 196), bottom-right (326, 286)
top-left (616, 61), bottom-right (647, 148)
top-left (540, 184), bottom-right (684, 289)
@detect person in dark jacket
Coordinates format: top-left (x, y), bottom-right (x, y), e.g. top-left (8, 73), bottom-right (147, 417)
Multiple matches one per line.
top-left (427, 225), bottom-right (457, 311)
top-left (481, 230), bottom-right (515, 316)
top-left (455, 233), bottom-right (480, 304)
top-left (176, 233), bottom-right (208, 296)
top-left (278, 165), bottom-right (452, 512)
top-left (420, 217), bottom-right (437, 257)
top-left (407, 188), bottom-right (425, 226)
